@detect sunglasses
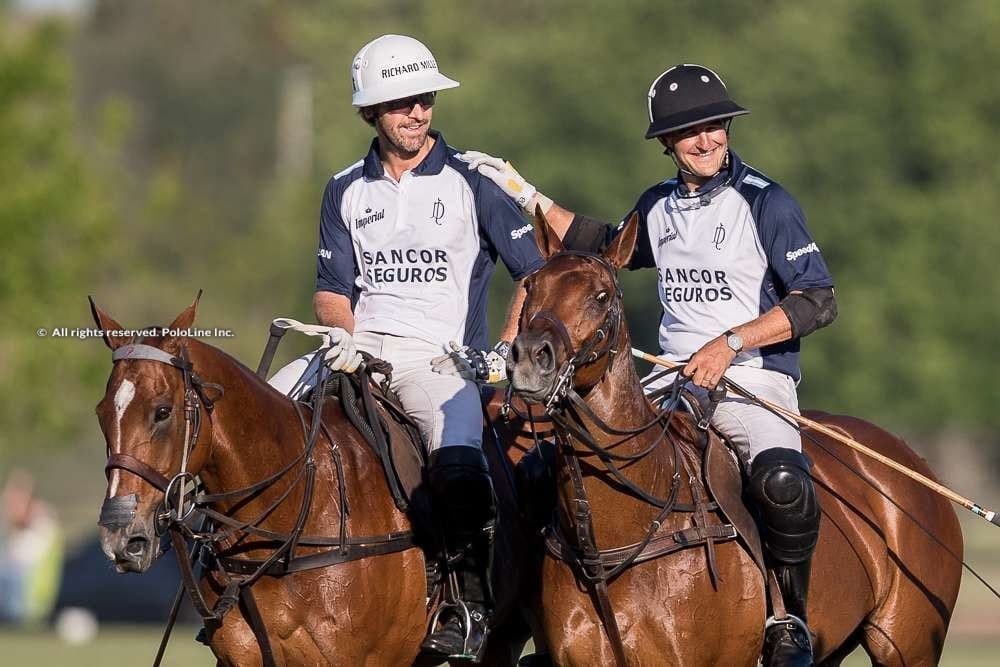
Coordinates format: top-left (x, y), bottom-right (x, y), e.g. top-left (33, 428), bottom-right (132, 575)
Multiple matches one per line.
top-left (671, 119), bottom-right (731, 140)
top-left (380, 91), bottom-right (437, 113)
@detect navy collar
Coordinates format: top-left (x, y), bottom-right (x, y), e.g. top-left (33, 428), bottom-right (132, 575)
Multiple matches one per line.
top-left (362, 129), bottom-right (448, 180)
top-left (674, 149), bottom-right (744, 200)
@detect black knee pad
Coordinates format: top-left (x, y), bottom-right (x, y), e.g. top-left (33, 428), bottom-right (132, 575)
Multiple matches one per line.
top-left (427, 446), bottom-right (496, 535)
top-left (748, 448), bottom-right (820, 565)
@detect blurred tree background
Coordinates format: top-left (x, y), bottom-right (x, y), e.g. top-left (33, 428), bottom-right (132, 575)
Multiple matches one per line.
top-left (3, 0), bottom-right (1000, 530)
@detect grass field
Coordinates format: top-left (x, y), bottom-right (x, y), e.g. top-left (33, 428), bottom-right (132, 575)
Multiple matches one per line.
top-left (0, 625), bottom-right (996, 665)
top-left (3, 519), bottom-right (996, 665)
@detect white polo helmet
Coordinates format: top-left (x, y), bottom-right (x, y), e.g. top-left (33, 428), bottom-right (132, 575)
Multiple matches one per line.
top-left (351, 35), bottom-right (459, 107)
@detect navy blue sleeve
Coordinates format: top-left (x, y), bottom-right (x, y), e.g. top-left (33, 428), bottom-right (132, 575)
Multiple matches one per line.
top-left (619, 186), bottom-right (664, 270)
top-left (471, 174), bottom-right (544, 280)
top-left (315, 176), bottom-right (358, 297)
top-left (754, 186), bottom-right (833, 293)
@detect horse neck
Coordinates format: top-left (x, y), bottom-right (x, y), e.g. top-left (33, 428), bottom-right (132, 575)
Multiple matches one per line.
top-left (188, 341), bottom-right (332, 522)
top-left (573, 334), bottom-right (657, 448)
top-left (559, 333), bottom-right (689, 540)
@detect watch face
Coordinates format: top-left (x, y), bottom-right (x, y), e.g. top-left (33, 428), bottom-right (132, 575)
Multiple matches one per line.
top-left (727, 333), bottom-right (743, 353)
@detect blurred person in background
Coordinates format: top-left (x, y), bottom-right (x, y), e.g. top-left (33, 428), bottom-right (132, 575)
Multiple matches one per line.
top-left (267, 34), bottom-right (544, 662)
top-left (0, 469), bottom-right (64, 626)
top-left (461, 64), bottom-right (837, 667)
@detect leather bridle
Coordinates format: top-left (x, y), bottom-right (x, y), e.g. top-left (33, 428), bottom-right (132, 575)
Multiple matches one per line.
top-left (97, 339), bottom-right (417, 667)
top-left (520, 250), bottom-right (624, 412)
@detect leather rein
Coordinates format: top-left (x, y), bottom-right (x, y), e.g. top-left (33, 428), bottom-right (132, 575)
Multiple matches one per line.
top-left (100, 341), bottom-right (416, 667)
top-left (504, 251), bottom-right (736, 667)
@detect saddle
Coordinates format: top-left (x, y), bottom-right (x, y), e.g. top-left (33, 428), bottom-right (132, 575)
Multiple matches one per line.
top-left (319, 366), bottom-right (426, 513)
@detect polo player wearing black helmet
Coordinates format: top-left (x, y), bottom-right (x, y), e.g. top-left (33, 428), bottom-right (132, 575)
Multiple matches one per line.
top-left (461, 63), bottom-right (837, 667)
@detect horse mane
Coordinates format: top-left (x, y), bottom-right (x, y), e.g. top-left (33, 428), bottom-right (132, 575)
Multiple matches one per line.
top-left (668, 410), bottom-right (701, 449)
top-left (135, 326), bottom-right (272, 392)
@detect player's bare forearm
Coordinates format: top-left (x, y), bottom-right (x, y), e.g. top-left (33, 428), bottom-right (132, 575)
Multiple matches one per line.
top-left (730, 306), bottom-right (793, 351)
top-left (542, 203), bottom-right (575, 240)
top-left (313, 291), bottom-right (356, 332)
top-left (684, 306), bottom-right (793, 388)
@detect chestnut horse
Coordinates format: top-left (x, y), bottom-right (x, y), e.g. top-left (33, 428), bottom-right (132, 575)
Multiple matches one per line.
top-left (91, 297), bottom-right (535, 666)
top-left (506, 212), bottom-right (963, 666)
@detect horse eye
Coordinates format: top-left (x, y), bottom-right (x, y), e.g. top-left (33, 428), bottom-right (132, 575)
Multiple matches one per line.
top-left (595, 291), bottom-right (609, 303)
top-left (154, 406), bottom-right (172, 422)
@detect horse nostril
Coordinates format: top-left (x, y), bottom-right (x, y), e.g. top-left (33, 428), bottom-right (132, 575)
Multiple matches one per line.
top-left (125, 535), bottom-right (149, 558)
top-left (510, 339), bottom-right (522, 364)
top-left (535, 340), bottom-right (555, 371)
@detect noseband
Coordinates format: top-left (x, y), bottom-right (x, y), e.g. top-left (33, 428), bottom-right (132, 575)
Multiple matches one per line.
top-left (522, 251), bottom-right (623, 411)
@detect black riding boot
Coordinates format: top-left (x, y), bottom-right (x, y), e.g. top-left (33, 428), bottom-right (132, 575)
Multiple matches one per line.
top-left (420, 446), bottom-right (496, 663)
top-left (748, 447), bottom-right (821, 667)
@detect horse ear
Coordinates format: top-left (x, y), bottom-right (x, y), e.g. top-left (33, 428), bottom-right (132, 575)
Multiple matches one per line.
top-left (89, 296), bottom-right (130, 350)
top-left (603, 212), bottom-right (639, 270)
top-left (533, 205), bottom-right (564, 260)
top-left (167, 290), bottom-right (203, 333)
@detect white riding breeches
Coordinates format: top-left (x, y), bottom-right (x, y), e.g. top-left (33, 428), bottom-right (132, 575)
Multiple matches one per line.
top-left (643, 364), bottom-right (802, 466)
top-left (267, 331), bottom-right (483, 453)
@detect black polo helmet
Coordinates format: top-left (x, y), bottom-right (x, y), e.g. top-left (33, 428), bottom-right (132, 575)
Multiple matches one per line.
top-left (644, 64), bottom-right (749, 139)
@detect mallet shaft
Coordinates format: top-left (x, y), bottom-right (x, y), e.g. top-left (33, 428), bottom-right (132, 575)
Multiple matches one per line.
top-left (632, 347), bottom-right (999, 525)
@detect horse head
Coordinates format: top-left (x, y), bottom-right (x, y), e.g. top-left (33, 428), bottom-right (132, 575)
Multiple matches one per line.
top-left (91, 294), bottom-right (221, 573)
top-left (510, 210), bottom-right (639, 405)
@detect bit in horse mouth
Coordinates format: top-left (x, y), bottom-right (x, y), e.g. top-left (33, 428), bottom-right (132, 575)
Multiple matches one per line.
top-left (125, 535), bottom-right (149, 558)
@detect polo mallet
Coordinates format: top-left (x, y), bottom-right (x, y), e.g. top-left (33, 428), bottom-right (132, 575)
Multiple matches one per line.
top-left (632, 347), bottom-right (1000, 528)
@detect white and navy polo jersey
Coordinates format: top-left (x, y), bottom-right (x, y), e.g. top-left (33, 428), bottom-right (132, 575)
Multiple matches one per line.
top-left (623, 151), bottom-right (833, 381)
top-left (316, 131), bottom-right (543, 350)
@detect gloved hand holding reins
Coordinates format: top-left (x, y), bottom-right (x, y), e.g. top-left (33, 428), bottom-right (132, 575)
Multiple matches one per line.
top-left (431, 341), bottom-right (510, 384)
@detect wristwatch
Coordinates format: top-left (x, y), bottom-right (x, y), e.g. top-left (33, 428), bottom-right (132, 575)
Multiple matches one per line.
top-left (723, 329), bottom-right (743, 354)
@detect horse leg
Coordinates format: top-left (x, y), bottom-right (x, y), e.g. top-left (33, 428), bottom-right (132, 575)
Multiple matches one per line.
top-left (208, 613), bottom-right (265, 667)
top-left (473, 613), bottom-right (533, 667)
top-left (858, 573), bottom-right (955, 666)
top-left (816, 626), bottom-right (864, 666)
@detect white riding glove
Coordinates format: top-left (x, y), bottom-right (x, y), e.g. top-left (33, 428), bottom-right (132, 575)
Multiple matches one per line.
top-left (454, 151), bottom-right (552, 214)
top-left (322, 327), bottom-right (363, 373)
top-left (431, 341), bottom-right (510, 384)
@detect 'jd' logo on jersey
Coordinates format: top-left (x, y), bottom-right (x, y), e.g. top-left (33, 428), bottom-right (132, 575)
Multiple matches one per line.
top-left (430, 198), bottom-right (445, 225)
top-left (712, 222), bottom-right (726, 250)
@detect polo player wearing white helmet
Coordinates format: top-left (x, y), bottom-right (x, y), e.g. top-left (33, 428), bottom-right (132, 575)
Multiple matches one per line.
top-left (461, 64), bottom-right (837, 667)
top-left (268, 34), bottom-right (545, 662)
